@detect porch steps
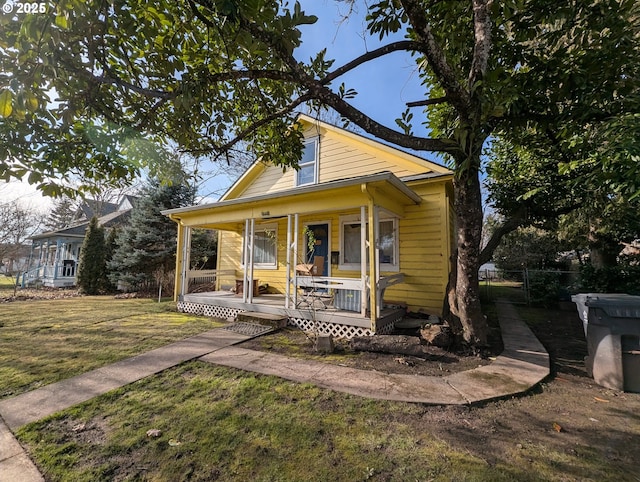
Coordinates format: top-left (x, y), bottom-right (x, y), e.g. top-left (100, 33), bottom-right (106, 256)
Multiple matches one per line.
top-left (236, 311), bottom-right (289, 329)
top-left (223, 322), bottom-right (275, 337)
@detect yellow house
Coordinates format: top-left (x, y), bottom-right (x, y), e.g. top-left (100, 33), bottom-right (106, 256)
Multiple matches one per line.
top-left (164, 115), bottom-right (454, 338)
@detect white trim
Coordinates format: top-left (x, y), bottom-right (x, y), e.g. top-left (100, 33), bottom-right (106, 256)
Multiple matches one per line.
top-left (294, 137), bottom-right (319, 187)
top-left (285, 214), bottom-right (292, 309)
top-left (179, 226), bottom-right (191, 297)
top-left (338, 213), bottom-right (400, 272)
top-left (241, 222), bottom-right (278, 270)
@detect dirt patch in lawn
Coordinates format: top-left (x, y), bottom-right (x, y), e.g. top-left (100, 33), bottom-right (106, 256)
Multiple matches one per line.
top-left (238, 314), bottom-right (504, 377)
top-left (236, 303), bottom-right (640, 478)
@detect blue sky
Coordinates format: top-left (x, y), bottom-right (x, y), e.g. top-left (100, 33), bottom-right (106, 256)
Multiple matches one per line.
top-left (295, 0), bottom-right (429, 137)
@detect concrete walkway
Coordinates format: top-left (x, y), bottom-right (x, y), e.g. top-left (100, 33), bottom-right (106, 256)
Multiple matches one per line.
top-left (0, 301), bottom-right (549, 482)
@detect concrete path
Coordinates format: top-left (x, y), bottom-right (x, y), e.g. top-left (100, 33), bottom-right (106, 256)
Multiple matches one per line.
top-left (200, 301), bottom-right (550, 404)
top-left (0, 300), bottom-right (549, 482)
top-left (0, 329), bottom-right (251, 482)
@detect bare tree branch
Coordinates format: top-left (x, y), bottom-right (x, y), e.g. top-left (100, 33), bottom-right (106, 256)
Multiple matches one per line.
top-left (322, 40), bottom-right (425, 84)
top-left (406, 96), bottom-right (449, 108)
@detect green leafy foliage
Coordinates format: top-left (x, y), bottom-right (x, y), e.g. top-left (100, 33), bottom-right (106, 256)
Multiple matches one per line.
top-left (77, 217), bottom-right (107, 295)
top-left (579, 260), bottom-right (640, 296)
top-left (492, 226), bottom-right (567, 273)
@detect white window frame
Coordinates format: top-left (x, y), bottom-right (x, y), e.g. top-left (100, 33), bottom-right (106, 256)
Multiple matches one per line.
top-left (338, 213), bottom-right (399, 272)
top-left (295, 138), bottom-right (319, 186)
top-left (241, 223), bottom-right (278, 270)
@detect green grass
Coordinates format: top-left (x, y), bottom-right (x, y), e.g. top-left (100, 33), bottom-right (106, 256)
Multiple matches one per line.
top-left (0, 296), bottom-right (224, 399)
top-left (17, 360), bottom-right (640, 482)
top-left (480, 280), bottom-right (528, 304)
top-left (17, 363), bottom-right (544, 482)
top-left (8, 297), bottom-right (640, 481)
top-left (0, 274), bottom-right (18, 291)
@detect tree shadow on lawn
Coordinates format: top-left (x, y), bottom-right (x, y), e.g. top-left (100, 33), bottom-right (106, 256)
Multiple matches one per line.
top-left (426, 302), bottom-right (640, 479)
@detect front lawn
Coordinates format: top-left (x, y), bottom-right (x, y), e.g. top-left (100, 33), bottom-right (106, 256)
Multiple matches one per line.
top-left (0, 296), bottom-right (223, 399)
top-left (9, 298), bottom-right (640, 481)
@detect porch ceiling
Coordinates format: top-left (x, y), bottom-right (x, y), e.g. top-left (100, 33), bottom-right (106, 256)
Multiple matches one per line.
top-left (164, 171), bottom-right (421, 228)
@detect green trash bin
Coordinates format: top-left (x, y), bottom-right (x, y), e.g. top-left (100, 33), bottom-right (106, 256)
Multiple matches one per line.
top-left (571, 293), bottom-right (640, 392)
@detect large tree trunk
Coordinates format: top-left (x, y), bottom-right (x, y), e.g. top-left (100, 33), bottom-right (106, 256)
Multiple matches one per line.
top-left (446, 161), bottom-right (488, 347)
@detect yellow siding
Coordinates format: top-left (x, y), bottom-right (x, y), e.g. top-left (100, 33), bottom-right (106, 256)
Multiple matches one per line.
top-left (215, 181), bottom-right (449, 316)
top-left (318, 134), bottom-right (425, 182)
top-left (239, 165), bottom-right (295, 198)
top-left (217, 231), bottom-right (242, 290)
top-left (383, 182), bottom-right (449, 315)
top-left (234, 124), bottom-right (438, 199)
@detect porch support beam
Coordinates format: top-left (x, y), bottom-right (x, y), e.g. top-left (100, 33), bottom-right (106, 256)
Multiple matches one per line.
top-left (242, 219), bottom-right (249, 303)
top-left (53, 240), bottom-right (61, 280)
top-left (360, 206), bottom-right (367, 318)
top-left (293, 213), bottom-right (299, 307)
top-left (367, 201), bottom-right (379, 331)
top-left (180, 226), bottom-right (191, 298)
top-left (173, 223), bottom-right (189, 301)
top-left (285, 214), bottom-right (292, 309)
top-left (248, 218), bottom-right (256, 304)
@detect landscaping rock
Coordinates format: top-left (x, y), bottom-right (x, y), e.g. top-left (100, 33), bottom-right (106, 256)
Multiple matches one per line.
top-left (315, 334), bottom-right (334, 353)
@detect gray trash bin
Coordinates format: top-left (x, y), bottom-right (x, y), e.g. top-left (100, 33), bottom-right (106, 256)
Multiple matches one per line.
top-left (571, 293), bottom-right (640, 392)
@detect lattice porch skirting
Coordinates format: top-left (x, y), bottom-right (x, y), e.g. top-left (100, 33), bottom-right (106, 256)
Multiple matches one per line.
top-left (177, 301), bottom-right (399, 338)
top-left (177, 301), bottom-right (243, 320)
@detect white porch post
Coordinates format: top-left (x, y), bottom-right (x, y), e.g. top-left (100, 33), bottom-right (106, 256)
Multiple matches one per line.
top-left (373, 206), bottom-right (381, 319)
top-left (285, 214), bottom-right (292, 309)
top-left (45, 240), bottom-right (51, 278)
top-left (248, 218), bottom-right (256, 303)
top-left (293, 213), bottom-right (299, 307)
top-left (179, 226), bottom-right (191, 297)
top-left (53, 240), bottom-right (61, 280)
top-left (367, 203), bottom-right (379, 329)
top-left (243, 219), bottom-right (250, 303)
top-left (360, 206), bottom-right (367, 317)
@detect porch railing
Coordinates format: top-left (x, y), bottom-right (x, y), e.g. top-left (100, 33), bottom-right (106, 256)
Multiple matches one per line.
top-left (186, 269), bottom-right (234, 293)
top-left (20, 262), bottom-right (78, 287)
top-left (295, 273), bottom-right (405, 316)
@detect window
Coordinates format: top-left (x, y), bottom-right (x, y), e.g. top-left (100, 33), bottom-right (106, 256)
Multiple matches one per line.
top-left (296, 139), bottom-right (318, 186)
top-left (339, 214), bottom-right (398, 271)
top-left (242, 225), bottom-right (277, 269)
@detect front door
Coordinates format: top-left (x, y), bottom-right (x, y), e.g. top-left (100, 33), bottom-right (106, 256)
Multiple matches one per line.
top-left (305, 223), bottom-right (329, 277)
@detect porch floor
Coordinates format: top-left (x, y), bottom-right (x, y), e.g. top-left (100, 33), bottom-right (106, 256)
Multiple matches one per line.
top-left (181, 291), bottom-right (405, 334)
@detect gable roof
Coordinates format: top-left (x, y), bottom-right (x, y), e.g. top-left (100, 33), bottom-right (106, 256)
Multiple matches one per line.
top-left (221, 114), bottom-right (451, 201)
top-left (31, 205), bottom-right (133, 241)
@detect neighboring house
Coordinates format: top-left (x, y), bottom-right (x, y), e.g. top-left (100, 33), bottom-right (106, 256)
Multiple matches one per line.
top-left (22, 197), bottom-right (136, 288)
top-left (164, 115), bottom-right (454, 337)
top-left (0, 244), bottom-right (30, 276)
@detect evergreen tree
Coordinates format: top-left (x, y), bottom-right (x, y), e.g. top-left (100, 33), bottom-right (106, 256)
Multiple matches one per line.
top-left (103, 227), bottom-right (119, 292)
top-left (77, 216), bottom-right (107, 295)
top-left (45, 197), bottom-right (77, 231)
top-left (109, 180), bottom-right (195, 292)
top-left (190, 229), bottom-right (218, 270)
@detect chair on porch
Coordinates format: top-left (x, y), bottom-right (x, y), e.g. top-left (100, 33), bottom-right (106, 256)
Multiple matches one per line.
top-left (295, 256), bottom-right (333, 310)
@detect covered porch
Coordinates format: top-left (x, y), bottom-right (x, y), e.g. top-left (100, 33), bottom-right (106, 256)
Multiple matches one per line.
top-left (164, 172), bottom-right (422, 337)
top-left (21, 235), bottom-right (83, 288)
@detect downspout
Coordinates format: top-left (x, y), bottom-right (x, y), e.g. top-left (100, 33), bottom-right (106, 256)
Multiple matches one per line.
top-left (361, 184), bottom-right (378, 332)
